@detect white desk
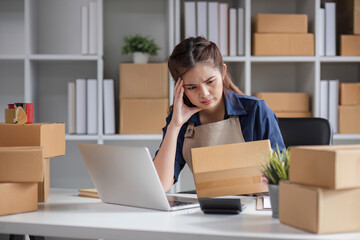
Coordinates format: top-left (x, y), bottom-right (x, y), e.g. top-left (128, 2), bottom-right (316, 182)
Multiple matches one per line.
top-left (0, 189), bottom-right (359, 240)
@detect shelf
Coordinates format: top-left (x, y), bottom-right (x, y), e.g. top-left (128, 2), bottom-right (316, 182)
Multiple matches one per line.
top-left (333, 134), bottom-right (360, 141)
top-left (320, 57), bottom-right (360, 63)
top-left (65, 134), bottom-right (99, 141)
top-left (29, 54), bottom-right (99, 61)
top-left (0, 55), bottom-right (25, 61)
top-left (223, 56), bottom-right (246, 62)
top-left (102, 134), bottom-right (163, 141)
top-left (251, 56), bottom-right (316, 62)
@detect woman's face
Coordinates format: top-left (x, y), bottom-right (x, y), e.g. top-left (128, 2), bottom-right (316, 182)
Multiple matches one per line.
top-left (181, 63), bottom-right (225, 110)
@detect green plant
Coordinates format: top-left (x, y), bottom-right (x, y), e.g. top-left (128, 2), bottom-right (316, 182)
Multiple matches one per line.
top-left (260, 145), bottom-right (290, 185)
top-left (121, 34), bottom-right (160, 56)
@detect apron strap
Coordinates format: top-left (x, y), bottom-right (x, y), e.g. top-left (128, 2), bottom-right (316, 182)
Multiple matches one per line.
top-left (184, 122), bottom-right (195, 138)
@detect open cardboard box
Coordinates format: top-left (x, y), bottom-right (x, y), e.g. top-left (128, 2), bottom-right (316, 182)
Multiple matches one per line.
top-left (0, 123), bottom-right (65, 158)
top-left (0, 182), bottom-right (38, 216)
top-left (289, 144), bottom-right (360, 189)
top-left (191, 140), bottom-right (271, 198)
top-left (279, 181), bottom-right (360, 234)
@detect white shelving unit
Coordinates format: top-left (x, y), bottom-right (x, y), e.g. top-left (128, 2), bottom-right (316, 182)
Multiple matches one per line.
top-left (0, 0), bottom-right (359, 192)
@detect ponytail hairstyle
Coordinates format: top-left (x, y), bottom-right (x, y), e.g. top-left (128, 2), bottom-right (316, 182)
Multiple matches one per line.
top-left (168, 37), bottom-right (243, 111)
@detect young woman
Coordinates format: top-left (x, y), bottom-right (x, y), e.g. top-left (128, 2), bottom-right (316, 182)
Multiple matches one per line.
top-left (153, 37), bottom-right (285, 192)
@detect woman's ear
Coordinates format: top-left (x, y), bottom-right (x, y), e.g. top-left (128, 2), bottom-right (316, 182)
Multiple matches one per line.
top-left (222, 64), bottom-right (227, 79)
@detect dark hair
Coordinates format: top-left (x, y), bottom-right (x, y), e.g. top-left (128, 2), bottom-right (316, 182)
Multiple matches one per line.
top-left (168, 37), bottom-right (243, 109)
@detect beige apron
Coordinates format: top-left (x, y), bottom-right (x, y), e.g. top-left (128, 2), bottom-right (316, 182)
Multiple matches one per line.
top-left (182, 116), bottom-right (245, 171)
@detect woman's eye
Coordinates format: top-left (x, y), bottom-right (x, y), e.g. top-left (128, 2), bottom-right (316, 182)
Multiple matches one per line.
top-left (207, 80), bottom-right (214, 84)
top-left (186, 86), bottom-right (196, 90)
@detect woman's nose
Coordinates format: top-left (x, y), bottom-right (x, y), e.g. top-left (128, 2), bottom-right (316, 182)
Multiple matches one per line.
top-left (198, 84), bottom-right (210, 97)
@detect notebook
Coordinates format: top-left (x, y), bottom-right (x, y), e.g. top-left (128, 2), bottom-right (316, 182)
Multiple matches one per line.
top-left (78, 144), bottom-right (199, 211)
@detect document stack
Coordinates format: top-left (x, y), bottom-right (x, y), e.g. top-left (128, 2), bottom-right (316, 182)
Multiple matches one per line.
top-left (253, 14), bottom-right (314, 56)
top-left (0, 122), bottom-right (65, 216)
top-left (184, 1), bottom-right (245, 56)
top-left (119, 63), bottom-right (169, 134)
top-left (253, 92), bottom-right (311, 118)
top-left (279, 144), bottom-right (360, 234)
top-left (338, 82), bottom-right (360, 133)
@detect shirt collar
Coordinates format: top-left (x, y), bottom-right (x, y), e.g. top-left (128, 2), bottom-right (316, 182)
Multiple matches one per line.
top-left (224, 89), bottom-right (248, 117)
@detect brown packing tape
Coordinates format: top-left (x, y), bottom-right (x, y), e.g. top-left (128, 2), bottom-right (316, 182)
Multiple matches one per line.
top-left (15, 106), bottom-right (27, 124)
top-left (4, 109), bottom-right (15, 123)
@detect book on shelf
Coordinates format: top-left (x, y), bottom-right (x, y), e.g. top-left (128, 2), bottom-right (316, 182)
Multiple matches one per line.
top-left (219, 3), bottom-right (229, 56)
top-left (325, 2), bottom-right (336, 56)
top-left (229, 8), bottom-right (237, 56)
top-left (184, 1), bottom-right (196, 38)
top-left (68, 82), bottom-right (76, 134)
top-left (328, 80), bottom-right (339, 133)
top-left (237, 8), bottom-right (244, 56)
top-left (196, 1), bottom-right (207, 38)
top-left (86, 79), bottom-right (98, 134)
top-left (208, 2), bottom-right (219, 46)
top-left (81, 5), bottom-right (88, 55)
top-left (320, 80), bottom-right (329, 119)
top-left (89, 1), bottom-right (97, 55)
top-left (319, 8), bottom-right (325, 56)
top-left (103, 79), bottom-right (115, 135)
top-left (76, 79), bottom-right (87, 134)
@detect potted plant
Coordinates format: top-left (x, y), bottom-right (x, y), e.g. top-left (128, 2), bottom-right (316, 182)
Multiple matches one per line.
top-left (121, 34), bottom-right (160, 63)
top-left (260, 145), bottom-right (290, 218)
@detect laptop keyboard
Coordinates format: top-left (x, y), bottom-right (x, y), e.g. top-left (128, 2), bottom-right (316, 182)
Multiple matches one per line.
top-left (168, 200), bottom-right (193, 207)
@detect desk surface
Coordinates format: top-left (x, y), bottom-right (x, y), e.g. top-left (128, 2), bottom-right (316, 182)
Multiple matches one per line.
top-left (0, 189), bottom-right (359, 240)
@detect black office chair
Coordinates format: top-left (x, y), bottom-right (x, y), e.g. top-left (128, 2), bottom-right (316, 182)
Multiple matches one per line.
top-left (277, 117), bottom-right (333, 148)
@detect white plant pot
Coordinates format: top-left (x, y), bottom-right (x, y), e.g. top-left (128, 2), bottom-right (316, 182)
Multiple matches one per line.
top-left (133, 52), bottom-right (150, 64)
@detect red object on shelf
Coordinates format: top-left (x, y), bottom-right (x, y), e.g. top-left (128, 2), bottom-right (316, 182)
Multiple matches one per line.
top-left (8, 104), bottom-right (15, 109)
top-left (25, 103), bottom-right (33, 123)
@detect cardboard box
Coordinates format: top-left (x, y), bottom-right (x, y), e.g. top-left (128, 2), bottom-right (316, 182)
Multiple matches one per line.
top-left (0, 182), bottom-right (38, 216)
top-left (339, 106), bottom-right (360, 133)
top-left (340, 82), bottom-right (360, 105)
top-left (279, 181), bottom-right (360, 234)
top-left (255, 14), bottom-right (308, 33)
top-left (289, 145), bottom-right (360, 189)
top-left (119, 63), bottom-right (169, 98)
top-left (191, 140), bottom-right (271, 198)
top-left (275, 112), bottom-right (312, 118)
top-left (38, 158), bottom-right (50, 202)
top-left (254, 92), bottom-right (309, 112)
top-left (337, 0), bottom-right (360, 35)
top-left (341, 35), bottom-right (360, 56)
top-left (0, 123), bottom-right (65, 158)
top-left (120, 98), bottom-right (168, 134)
top-left (253, 33), bottom-right (314, 56)
top-left (0, 146), bottom-right (44, 182)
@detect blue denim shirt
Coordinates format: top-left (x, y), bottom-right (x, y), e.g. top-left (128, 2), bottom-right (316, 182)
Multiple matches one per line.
top-left (155, 90), bottom-right (285, 183)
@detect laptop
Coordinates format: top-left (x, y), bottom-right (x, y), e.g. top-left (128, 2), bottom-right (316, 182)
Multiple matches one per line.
top-left (78, 144), bottom-right (199, 211)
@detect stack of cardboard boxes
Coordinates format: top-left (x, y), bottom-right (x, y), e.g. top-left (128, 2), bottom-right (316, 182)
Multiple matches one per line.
top-left (338, 82), bottom-right (360, 133)
top-left (119, 63), bottom-right (169, 134)
top-left (253, 14), bottom-right (314, 56)
top-left (253, 92), bottom-right (312, 118)
top-left (279, 144), bottom-right (360, 234)
top-left (0, 123), bottom-right (65, 216)
top-left (338, 0), bottom-right (360, 56)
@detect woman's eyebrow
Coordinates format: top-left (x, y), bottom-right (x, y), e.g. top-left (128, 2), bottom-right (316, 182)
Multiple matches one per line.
top-left (184, 76), bottom-right (215, 86)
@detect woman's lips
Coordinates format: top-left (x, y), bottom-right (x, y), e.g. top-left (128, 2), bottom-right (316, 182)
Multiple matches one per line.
top-left (201, 99), bottom-right (213, 105)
